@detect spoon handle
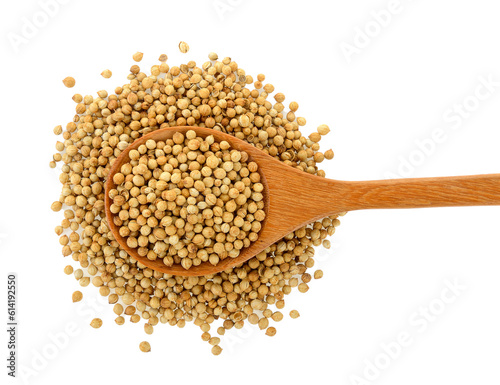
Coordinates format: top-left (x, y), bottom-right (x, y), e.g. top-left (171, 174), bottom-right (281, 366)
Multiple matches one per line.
top-left (339, 174), bottom-right (500, 212)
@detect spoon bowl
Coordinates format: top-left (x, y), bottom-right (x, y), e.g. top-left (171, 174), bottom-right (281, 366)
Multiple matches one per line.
top-left (105, 126), bottom-right (276, 276)
top-left (105, 126), bottom-right (500, 276)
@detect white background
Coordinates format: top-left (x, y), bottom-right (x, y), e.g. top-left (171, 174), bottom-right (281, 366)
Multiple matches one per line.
top-left (1, 0), bottom-right (500, 384)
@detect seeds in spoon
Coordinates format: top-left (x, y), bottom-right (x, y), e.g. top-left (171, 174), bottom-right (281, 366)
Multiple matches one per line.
top-left (109, 132), bottom-right (266, 269)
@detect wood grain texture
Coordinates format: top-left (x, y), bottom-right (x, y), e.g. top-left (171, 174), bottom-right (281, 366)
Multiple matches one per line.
top-left (105, 126), bottom-right (500, 277)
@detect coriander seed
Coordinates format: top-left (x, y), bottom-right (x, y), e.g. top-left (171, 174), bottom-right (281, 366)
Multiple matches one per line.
top-left (101, 69), bottom-right (112, 78)
top-left (314, 270), bottom-right (323, 279)
top-left (211, 345), bottom-right (222, 356)
top-left (90, 318), bottom-right (103, 328)
top-left (62, 77), bottom-right (75, 88)
top-left (317, 124), bottom-right (330, 135)
top-left (179, 41), bottom-right (189, 53)
top-left (324, 150), bottom-right (334, 160)
top-left (290, 310), bottom-right (300, 319)
top-left (139, 341), bottom-right (151, 352)
top-left (72, 291), bottom-right (83, 302)
top-left (133, 52), bottom-right (143, 62)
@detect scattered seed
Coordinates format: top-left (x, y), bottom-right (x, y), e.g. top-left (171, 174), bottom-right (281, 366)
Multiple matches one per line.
top-left (51, 201), bottom-right (62, 212)
top-left (179, 41), bottom-right (189, 53)
top-left (290, 310), bottom-right (300, 319)
top-left (62, 77), bottom-right (75, 88)
top-left (139, 341), bottom-right (151, 352)
top-left (201, 332), bottom-right (211, 341)
top-left (133, 52), bottom-right (143, 62)
top-left (101, 69), bottom-right (112, 78)
top-left (317, 124), bottom-right (330, 135)
top-left (53, 125), bottom-right (62, 135)
top-left (113, 304), bottom-right (124, 315)
top-left (314, 270), bottom-right (324, 279)
top-left (90, 318), bottom-right (102, 328)
top-left (271, 312), bottom-right (283, 322)
top-left (298, 283), bottom-right (309, 293)
top-left (211, 345), bottom-right (222, 356)
top-left (73, 269), bottom-right (83, 280)
top-left (144, 323), bottom-right (154, 335)
top-left (258, 318), bottom-right (269, 330)
top-left (72, 291), bottom-right (83, 302)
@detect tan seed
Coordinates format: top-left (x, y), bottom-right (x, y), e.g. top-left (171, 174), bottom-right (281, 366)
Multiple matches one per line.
top-left (90, 318), bottom-right (102, 328)
top-left (211, 345), bottom-right (222, 356)
top-left (139, 341), bottom-right (151, 352)
top-left (132, 52), bottom-right (143, 62)
top-left (72, 291), bottom-right (83, 302)
top-left (179, 41), bottom-right (190, 53)
top-left (101, 69), bottom-right (112, 78)
top-left (62, 77), bottom-right (75, 88)
top-left (290, 310), bottom-right (300, 319)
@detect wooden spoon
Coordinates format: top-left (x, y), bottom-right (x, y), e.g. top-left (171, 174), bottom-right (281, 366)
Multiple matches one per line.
top-left (105, 126), bottom-right (500, 276)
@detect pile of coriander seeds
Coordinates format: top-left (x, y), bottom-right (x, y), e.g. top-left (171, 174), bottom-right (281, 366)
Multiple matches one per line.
top-left (50, 43), bottom-right (343, 355)
top-left (109, 131), bottom-right (266, 270)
